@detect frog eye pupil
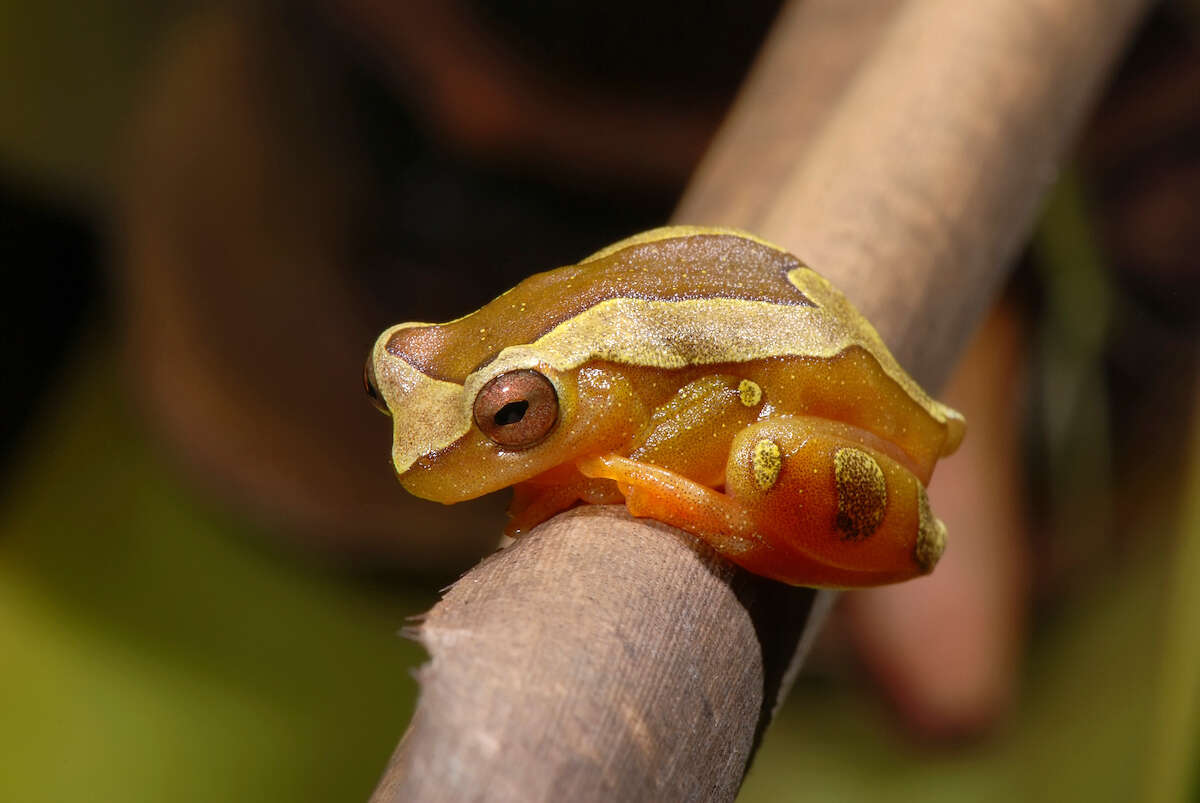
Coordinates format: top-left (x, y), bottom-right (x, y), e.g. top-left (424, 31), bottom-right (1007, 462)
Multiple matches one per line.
top-left (473, 369), bottom-right (558, 449)
top-left (494, 401), bottom-right (528, 427)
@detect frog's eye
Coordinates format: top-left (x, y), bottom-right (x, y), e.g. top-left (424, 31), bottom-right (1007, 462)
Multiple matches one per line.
top-left (473, 369), bottom-right (558, 449)
top-left (364, 356), bottom-right (389, 415)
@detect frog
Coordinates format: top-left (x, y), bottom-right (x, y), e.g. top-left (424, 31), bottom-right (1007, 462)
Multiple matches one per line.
top-left (365, 226), bottom-right (965, 588)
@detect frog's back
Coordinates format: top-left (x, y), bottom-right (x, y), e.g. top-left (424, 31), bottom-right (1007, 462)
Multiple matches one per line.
top-left (385, 226), bottom-right (963, 458)
top-left (386, 227), bottom-right (810, 384)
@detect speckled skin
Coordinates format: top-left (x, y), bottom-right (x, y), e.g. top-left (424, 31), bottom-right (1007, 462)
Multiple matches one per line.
top-left (369, 227), bottom-right (963, 588)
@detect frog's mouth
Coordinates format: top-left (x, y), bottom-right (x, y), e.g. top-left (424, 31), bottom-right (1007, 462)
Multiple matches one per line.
top-left (395, 440), bottom-right (541, 504)
top-left (397, 460), bottom-right (477, 504)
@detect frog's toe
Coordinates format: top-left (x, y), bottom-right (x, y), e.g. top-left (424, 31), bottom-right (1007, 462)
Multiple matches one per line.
top-left (914, 486), bottom-right (947, 573)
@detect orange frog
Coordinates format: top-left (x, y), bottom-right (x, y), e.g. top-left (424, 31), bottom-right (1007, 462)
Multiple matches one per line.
top-left (365, 227), bottom-right (964, 587)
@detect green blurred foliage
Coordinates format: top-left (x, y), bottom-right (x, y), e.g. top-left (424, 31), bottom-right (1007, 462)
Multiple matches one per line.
top-left (0, 346), bottom-right (432, 802)
top-left (744, 542), bottom-right (1168, 802)
top-left (0, 0), bottom-right (186, 195)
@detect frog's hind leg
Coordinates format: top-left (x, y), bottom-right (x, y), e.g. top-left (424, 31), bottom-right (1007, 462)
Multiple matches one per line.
top-left (724, 418), bottom-right (948, 584)
top-left (576, 454), bottom-right (765, 557)
top-left (577, 451), bottom-right (929, 588)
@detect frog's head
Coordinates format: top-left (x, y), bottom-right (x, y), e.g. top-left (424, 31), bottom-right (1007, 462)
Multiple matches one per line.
top-left (365, 310), bottom-right (606, 502)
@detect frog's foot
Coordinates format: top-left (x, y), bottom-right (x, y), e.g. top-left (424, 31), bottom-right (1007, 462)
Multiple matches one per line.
top-left (506, 477), bottom-right (624, 537)
top-left (576, 454), bottom-right (761, 557)
top-left (506, 483), bottom-right (575, 537)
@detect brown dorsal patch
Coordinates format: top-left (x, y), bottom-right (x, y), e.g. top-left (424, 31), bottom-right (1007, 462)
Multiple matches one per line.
top-left (387, 233), bottom-right (808, 383)
top-left (833, 447), bottom-right (887, 541)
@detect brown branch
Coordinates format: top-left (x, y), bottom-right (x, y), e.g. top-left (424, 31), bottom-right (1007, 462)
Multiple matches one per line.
top-left (370, 0), bottom-right (1151, 800)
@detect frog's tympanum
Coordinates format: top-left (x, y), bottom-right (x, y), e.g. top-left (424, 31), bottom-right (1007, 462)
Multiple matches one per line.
top-left (366, 227), bottom-right (965, 588)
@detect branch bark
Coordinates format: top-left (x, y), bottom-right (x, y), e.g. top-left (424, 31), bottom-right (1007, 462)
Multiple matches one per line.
top-left (371, 0), bottom-right (1150, 800)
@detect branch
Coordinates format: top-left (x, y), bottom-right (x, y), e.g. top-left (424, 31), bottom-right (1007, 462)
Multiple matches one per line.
top-left (371, 0), bottom-right (1151, 800)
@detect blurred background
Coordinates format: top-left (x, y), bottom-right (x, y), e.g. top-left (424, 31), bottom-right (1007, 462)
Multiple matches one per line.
top-left (1, 1), bottom-right (1198, 800)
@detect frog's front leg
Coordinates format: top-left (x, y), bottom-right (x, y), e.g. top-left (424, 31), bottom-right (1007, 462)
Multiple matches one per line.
top-left (626, 374), bottom-right (764, 485)
top-left (572, 373), bottom-right (768, 555)
top-left (506, 466), bottom-right (624, 537)
top-left (509, 374), bottom-right (757, 537)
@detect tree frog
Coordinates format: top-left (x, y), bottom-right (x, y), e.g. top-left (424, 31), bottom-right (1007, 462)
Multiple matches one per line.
top-left (365, 226), bottom-right (965, 588)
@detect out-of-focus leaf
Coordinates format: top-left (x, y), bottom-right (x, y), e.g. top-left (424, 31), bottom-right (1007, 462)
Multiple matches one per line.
top-left (1141, 376), bottom-right (1200, 803)
top-left (742, 547), bottom-right (1165, 802)
top-left (0, 0), bottom-right (182, 196)
top-left (0, 336), bottom-right (432, 803)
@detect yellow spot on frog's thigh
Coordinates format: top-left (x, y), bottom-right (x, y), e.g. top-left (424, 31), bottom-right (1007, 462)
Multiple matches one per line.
top-left (915, 485), bottom-right (947, 572)
top-left (738, 379), bottom-right (762, 407)
top-left (752, 439), bottom-right (782, 491)
top-left (833, 447), bottom-right (887, 541)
